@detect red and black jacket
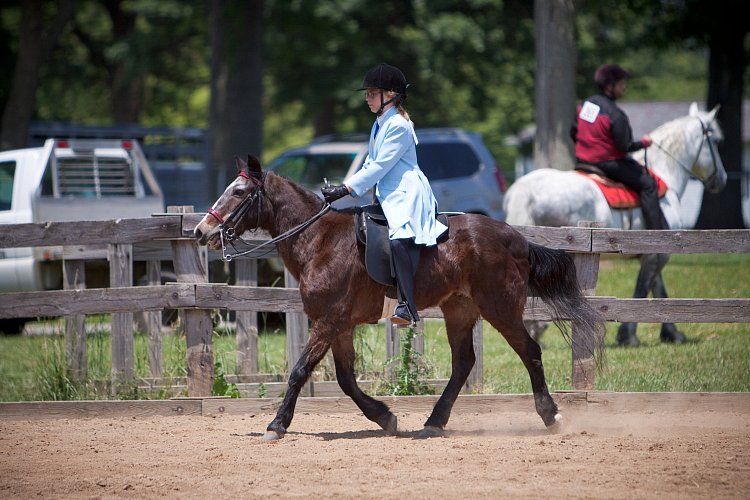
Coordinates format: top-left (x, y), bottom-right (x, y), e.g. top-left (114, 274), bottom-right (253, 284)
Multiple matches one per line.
top-left (570, 93), bottom-right (647, 164)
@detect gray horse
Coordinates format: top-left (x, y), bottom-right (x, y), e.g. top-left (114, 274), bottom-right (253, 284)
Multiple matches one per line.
top-left (504, 103), bottom-right (726, 346)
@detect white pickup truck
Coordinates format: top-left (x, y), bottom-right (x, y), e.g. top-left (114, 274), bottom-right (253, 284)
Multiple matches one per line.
top-left (0, 138), bottom-right (164, 333)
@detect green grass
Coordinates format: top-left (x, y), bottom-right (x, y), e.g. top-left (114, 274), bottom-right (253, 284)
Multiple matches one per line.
top-left (1, 254), bottom-right (748, 401)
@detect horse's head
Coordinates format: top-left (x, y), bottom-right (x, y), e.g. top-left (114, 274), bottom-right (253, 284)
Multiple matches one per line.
top-left (688, 103), bottom-right (727, 193)
top-left (194, 155), bottom-right (266, 250)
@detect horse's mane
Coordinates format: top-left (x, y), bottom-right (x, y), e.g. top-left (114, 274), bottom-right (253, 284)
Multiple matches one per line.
top-left (647, 109), bottom-right (723, 158)
top-left (268, 171), bottom-right (362, 218)
top-left (648, 114), bottom-right (692, 155)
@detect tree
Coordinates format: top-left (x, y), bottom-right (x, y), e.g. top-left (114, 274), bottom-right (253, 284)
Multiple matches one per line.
top-left (207, 0), bottom-right (264, 200)
top-left (0, 0), bottom-right (74, 149)
top-left (533, 0), bottom-right (576, 171)
top-left (692, 2), bottom-right (748, 229)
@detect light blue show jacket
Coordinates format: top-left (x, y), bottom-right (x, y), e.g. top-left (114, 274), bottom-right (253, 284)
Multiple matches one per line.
top-left (345, 107), bottom-right (447, 246)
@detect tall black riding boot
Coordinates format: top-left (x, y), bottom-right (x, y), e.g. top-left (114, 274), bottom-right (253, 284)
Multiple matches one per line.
top-left (390, 238), bottom-right (421, 326)
top-left (638, 170), bottom-right (669, 230)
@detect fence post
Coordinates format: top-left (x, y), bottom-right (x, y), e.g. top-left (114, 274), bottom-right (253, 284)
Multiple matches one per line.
top-left (146, 260), bottom-right (163, 378)
top-left (284, 268), bottom-right (311, 395)
top-left (385, 311), bottom-right (425, 380)
top-left (466, 319), bottom-right (484, 392)
top-left (63, 259), bottom-right (86, 381)
top-left (169, 206), bottom-right (213, 397)
top-left (571, 221), bottom-right (602, 390)
top-left (108, 243), bottom-right (134, 392)
top-left (235, 258), bottom-right (258, 374)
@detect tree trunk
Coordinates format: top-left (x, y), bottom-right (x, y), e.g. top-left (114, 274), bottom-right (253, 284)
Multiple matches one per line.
top-left (313, 98), bottom-right (336, 138)
top-left (208, 0), bottom-right (264, 201)
top-left (0, 0), bottom-right (75, 149)
top-left (695, 15), bottom-right (746, 229)
top-left (533, 0), bottom-right (576, 172)
top-left (107, 0), bottom-right (143, 124)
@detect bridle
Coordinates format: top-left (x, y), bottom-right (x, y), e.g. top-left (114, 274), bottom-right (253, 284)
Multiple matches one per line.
top-left (648, 116), bottom-right (721, 186)
top-left (207, 171), bottom-right (331, 262)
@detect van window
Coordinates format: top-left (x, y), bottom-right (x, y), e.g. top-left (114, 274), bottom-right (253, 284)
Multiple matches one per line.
top-left (268, 153), bottom-right (355, 186)
top-left (0, 161), bottom-right (15, 210)
top-left (417, 143), bottom-right (479, 180)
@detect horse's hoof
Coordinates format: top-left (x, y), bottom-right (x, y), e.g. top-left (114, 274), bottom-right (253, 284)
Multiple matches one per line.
top-left (546, 413), bottom-right (564, 433)
top-left (261, 430), bottom-right (283, 442)
top-left (616, 334), bottom-right (640, 347)
top-left (381, 413), bottom-right (398, 436)
top-left (661, 331), bottom-right (686, 344)
top-left (417, 425), bottom-right (444, 439)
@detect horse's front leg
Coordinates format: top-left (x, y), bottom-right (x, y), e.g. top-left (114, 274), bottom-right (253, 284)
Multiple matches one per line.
top-left (263, 325), bottom-right (332, 441)
top-left (617, 253), bottom-right (669, 347)
top-left (420, 299), bottom-right (479, 438)
top-left (330, 331), bottom-right (397, 434)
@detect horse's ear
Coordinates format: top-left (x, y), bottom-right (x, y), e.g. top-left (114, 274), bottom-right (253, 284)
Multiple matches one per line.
top-left (689, 102), bottom-right (699, 117)
top-left (235, 156), bottom-right (247, 171)
top-left (246, 155), bottom-right (262, 175)
top-left (707, 104), bottom-right (721, 123)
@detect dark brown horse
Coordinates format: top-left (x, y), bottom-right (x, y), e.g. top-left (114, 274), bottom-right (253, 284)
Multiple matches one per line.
top-left (194, 155), bottom-right (603, 440)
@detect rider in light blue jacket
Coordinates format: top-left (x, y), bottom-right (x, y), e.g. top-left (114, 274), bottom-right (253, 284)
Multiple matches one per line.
top-left (322, 63), bottom-right (446, 327)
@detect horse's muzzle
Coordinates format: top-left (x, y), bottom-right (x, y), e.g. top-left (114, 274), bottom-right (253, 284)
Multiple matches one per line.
top-left (706, 170), bottom-right (727, 194)
top-left (194, 225), bottom-right (221, 249)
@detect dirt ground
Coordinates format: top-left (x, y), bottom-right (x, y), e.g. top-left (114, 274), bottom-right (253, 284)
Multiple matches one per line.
top-left (1, 401), bottom-right (748, 499)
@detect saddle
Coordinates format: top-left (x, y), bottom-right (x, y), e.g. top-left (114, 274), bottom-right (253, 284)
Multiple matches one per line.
top-left (354, 203), bottom-right (450, 291)
top-left (574, 163), bottom-right (668, 209)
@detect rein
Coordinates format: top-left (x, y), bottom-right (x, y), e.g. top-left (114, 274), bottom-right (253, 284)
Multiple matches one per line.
top-left (649, 116), bottom-right (720, 184)
top-left (210, 172), bottom-right (331, 262)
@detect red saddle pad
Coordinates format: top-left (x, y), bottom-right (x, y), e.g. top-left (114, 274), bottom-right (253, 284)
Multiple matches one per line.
top-left (575, 169), bottom-right (668, 209)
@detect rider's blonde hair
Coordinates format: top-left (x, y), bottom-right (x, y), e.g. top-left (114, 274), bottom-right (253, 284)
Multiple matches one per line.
top-left (384, 90), bottom-right (411, 123)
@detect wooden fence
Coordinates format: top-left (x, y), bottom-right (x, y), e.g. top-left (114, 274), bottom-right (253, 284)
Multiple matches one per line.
top-left (1, 211), bottom-right (748, 397)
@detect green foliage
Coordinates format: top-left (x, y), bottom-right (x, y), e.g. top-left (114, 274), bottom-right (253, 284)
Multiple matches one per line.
top-left (212, 360), bottom-right (240, 399)
top-left (381, 327), bottom-right (434, 396)
top-left (1, 0), bottom-right (721, 178)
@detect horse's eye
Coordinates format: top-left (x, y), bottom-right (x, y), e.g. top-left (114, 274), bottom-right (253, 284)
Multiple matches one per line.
top-left (233, 188), bottom-right (246, 197)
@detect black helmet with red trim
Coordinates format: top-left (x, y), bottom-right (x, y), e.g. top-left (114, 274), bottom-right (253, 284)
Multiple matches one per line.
top-left (594, 64), bottom-right (629, 90)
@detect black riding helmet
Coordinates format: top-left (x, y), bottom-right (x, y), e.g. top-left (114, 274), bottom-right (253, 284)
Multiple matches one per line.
top-left (358, 63), bottom-right (409, 115)
top-left (594, 64), bottom-right (629, 91)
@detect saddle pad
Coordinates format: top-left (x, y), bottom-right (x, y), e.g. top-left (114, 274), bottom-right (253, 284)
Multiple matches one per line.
top-left (575, 170), bottom-right (668, 209)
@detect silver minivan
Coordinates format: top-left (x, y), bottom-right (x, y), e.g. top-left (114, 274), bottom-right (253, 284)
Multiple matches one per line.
top-left (266, 128), bottom-right (507, 220)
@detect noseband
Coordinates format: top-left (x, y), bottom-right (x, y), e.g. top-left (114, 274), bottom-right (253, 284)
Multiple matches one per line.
top-left (208, 170), bottom-right (265, 243)
top-left (208, 171), bottom-right (331, 262)
top-left (694, 117), bottom-right (721, 187)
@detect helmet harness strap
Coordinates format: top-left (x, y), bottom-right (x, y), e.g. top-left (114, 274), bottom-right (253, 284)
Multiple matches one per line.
top-left (377, 93), bottom-right (399, 116)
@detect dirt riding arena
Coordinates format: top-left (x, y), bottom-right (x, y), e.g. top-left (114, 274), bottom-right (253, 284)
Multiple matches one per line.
top-left (1, 393), bottom-right (748, 499)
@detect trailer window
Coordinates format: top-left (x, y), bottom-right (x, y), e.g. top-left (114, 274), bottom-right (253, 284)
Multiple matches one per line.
top-left (0, 161), bottom-right (15, 211)
top-left (56, 154), bottom-right (136, 197)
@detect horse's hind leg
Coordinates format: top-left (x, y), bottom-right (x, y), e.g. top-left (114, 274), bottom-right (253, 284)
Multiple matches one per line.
top-left (617, 253), bottom-right (666, 347)
top-left (264, 324), bottom-right (332, 441)
top-left (330, 330), bottom-right (397, 435)
top-left (651, 268), bottom-right (686, 344)
top-left (481, 305), bottom-right (560, 429)
top-left (420, 297), bottom-right (479, 437)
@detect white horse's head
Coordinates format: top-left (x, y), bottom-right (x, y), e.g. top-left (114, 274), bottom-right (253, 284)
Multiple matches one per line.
top-left (688, 103), bottom-right (727, 193)
top-left (644, 102), bottom-right (727, 196)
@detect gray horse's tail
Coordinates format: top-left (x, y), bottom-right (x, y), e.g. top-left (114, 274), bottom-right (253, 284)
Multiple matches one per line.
top-left (527, 242), bottom-right (605, 363)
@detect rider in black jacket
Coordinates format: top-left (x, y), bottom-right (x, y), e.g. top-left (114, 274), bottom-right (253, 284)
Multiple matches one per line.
top-left (571, 64), bottom-right (668, 230)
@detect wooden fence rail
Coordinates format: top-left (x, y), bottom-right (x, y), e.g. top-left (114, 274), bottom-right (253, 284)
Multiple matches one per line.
top-left (1, 214), bottom-right (749, 396)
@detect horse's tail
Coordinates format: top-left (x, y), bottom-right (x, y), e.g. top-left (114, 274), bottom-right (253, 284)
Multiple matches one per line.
top-left (527, 242), bottom-right (605, 363)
